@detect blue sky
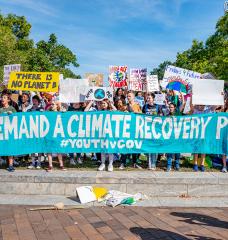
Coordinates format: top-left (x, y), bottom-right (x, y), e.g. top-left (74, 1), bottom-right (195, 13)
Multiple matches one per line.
top-left (0, 0), bottom-right (225, 82)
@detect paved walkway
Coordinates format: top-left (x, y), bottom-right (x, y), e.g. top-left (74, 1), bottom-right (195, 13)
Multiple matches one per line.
top-left (0, 206), bottom-right (228, 240)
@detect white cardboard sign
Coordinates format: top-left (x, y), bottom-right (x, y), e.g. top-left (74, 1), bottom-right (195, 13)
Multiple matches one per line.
top-left (129, 68), bottom-right (147, 91)
top-left (154, 94), bottom-right (166, 105)
top-left (85, 87), bottom-right (113, 101)
top-left (147, 75), bottom-right (159, 92)
top-left (3, 64), bottom-right (21, 85)
top-left (192, 79), bottom-right (224, 106)
top-left (161, 65), bottom-right (201, 89)
top-left (59, 78), bottom-right (89, 103)
top-left (76, 186), bottom-right (96, 204)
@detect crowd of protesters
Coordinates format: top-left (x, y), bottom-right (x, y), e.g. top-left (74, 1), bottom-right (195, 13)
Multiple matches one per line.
top-left (0, 87), bottom-right (227, 173)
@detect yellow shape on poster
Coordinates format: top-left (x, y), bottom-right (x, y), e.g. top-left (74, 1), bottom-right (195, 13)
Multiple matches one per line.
top-left (8, 72), bottom-right (60, 92)
top-left (92, 187), bottom-right (108, 199)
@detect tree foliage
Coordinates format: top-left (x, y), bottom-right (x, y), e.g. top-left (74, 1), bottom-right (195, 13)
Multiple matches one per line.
top-left (151, 13), bottom-right (228, 81)
top-left (150, 60), bottom-right (173, 80)
top-left (0, 12), bottom-right (80, 84)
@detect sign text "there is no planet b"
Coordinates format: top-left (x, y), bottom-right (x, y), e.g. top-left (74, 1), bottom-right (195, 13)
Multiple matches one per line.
top-left (8, 72), bottom-right (59, 92)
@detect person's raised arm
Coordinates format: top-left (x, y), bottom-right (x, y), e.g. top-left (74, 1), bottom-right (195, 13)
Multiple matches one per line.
top-left (110, 102), bottom-right (117, 111)
top-left (179, 93), bottom-right (186, 113)
top-left (84, 100), bottom-right (94, 112)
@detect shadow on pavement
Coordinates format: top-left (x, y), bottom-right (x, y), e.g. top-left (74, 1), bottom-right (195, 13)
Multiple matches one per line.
top-left (170, 212), bottom-right (228, 229)
top-left (130, 227), bottom-right (222, 240)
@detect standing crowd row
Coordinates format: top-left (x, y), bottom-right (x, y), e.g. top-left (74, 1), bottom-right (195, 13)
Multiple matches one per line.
top-left (0, 88), bottom-right (227, 173)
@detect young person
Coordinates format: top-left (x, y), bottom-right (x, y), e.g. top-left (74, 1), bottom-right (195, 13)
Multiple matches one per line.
top-left (85, 99), bottom-right (116, 171)
top-left (115, 99), bottom-right (129, 170)
top-left (142, 93), bottom-right (159, 170)
top-left (27, 95), bottom-right (44, 169)
top-left (68, 102), bottom-right (85, 165)
top-left (113, 88), bottom-right (126, 103)
top-left (126, 91), bottom-right (142, 169)
top-left (215, 103), bottom-right (227, 173)
top-left (0, 93), bottom-right (16, 172)
top-left (47, 102), bottom-right (67, 172)
top-left (166, 103), bottom-right (181, 171)
top-left (190, 104), bottom-right (207, 172)
top-left (18, 92), bottom-right (32, 112)
top-left (0, 90), bottom-right (19, 112)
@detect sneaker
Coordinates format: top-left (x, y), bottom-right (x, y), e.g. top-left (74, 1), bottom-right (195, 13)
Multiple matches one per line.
top-left (91, 156), bottom-right (97, 161)
top-left (221, 167), bottom-right (227, 173)
top-left (70, 158), bottom-right (76, 165)
top-left (199, 165), bottom-right (205, 172)
top-left (7, 166), bottom-right (15, 172)
top-left (133, 164), bottom-right (142, 169)
top-left (174, 165), bottom-right (180, 171)
top-left (36, 165), bottom-right (41, 169)
top-left (77, 158), bottom-right (83, 164)
top-left (108, 164), bottom-right (113, 172)
top-left (98, 163), bottom-right (105, 171)
top-left (166, 166), bottom-right (172, 172)
top-left (60, 166), bottom-right (67, 171)
top-left (119, 164), bottom-right (125, 170)
top-left (193, 164), bottom-right (198, 172)
top-left (27, 164), bottom-right (35, 169)
top-left (47, 166), bottom-right (53, 172)
top-left (148, 166), bottom-right (156, 171)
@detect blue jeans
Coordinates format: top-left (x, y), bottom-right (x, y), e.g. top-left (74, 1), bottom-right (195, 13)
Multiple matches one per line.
top-left (167, 154), bottom-right (180, 168)
top-left (148, 154), bottom-right (157, 168)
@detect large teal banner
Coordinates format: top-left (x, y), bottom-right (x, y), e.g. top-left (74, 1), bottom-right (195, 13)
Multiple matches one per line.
top-left (0, 111), bottom-right (227, 156)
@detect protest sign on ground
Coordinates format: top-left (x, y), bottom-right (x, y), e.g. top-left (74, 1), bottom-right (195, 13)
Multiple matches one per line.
top-left (109, 66), bottom-right (128, 88)
top-left (0, 112), bottom-right (227, 155)
top-left (85, 87), bottom-right (113, 101)
top-left (59, 78), bottom-right (89, 103)
top-left (85, 73), bottom-right (104, 86)
top-left (147, 75), bottom-right (159, 92)
top-left (129, 68), bottom-right (147, 91)
top-left (3, 64), bottom-right (21, 85)
top-left (161, 65), bottom-right (201, 90)
top-left (192, 79), bottom-right (224, 105)
top-left (7, 72), bottom-right (59, 92)
top-left (154, 94), bottom-right (166, 105)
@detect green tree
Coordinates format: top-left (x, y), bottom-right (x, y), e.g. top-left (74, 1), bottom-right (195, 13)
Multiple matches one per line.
top-left (26, 33), bottom-right (80, 78)
top-left (150, 60), bottom-right (173, 80)
top-left (0, 12), bottom-right (80, 85)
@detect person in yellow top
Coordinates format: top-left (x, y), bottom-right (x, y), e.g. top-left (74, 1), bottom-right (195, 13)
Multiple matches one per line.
top-left (126, 91), bottom-right (142, 113)
top-left (126, 91), bottom-right (142, 169)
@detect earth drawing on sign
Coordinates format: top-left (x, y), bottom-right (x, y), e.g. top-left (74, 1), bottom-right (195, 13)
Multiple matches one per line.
top-left (94, 89), bottom-right (105, 100)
